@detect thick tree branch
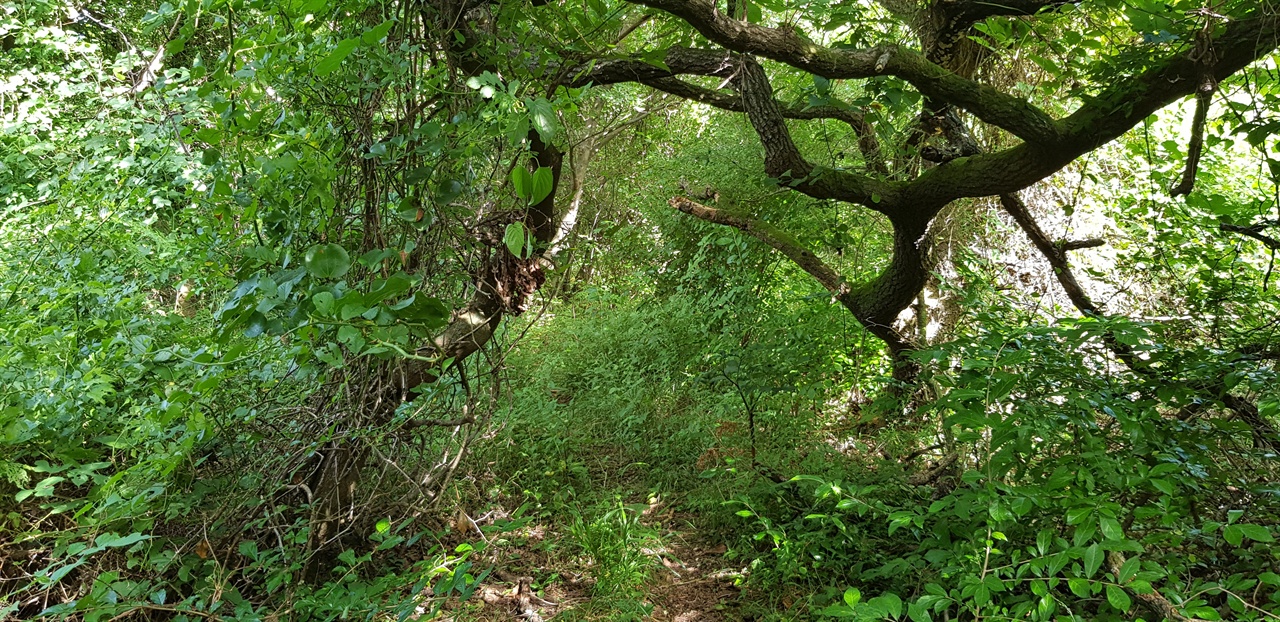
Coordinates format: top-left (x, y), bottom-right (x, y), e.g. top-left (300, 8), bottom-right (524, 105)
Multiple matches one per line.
top-left (670, 195), bottom-right (921, 369)
top-left (621, 1), bottom-right (1279, 210)
top-left (567, 47), bottom-right (740, 86)
top-left (999, 193), bottom-right (1100, 314)
top-left (1059, 11), bottom-right (1280, 151)
top-left (933, 0), bottom-right (1076, 36)
top-left (1060, 238), bottom-right (1105, 251)
top-left (732, 56), bottom-right (903, 214)
top-left (641, 76), bottom-right (888, 173)
top-left (625, 0), bottom-right (1063, 144)
top-left (902, 5), bottom-right (1280, 205)
top-left (1170, 83), bottom-right (1212, 197)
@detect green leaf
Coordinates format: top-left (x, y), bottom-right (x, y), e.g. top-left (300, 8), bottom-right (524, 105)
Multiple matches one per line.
top-left (397, 295), bottom-right (449, 327)
top-left (1036, 529), bottom-right (1053, 555)
top-left (314, 38), bottom-right (359, 76)
top-left (1100, 517), bottom-right (1123, 541)
top-left (376, 518), bottom-right (391, 534)
top-left (304, 243), bottom-right (352, 278)
top-left (1223, 524), bottom-right (1243, 547)
top-left (1235, 524), bottom-right (1274, 543)
top-left (530, 166), bottom-right (554, 204)
top-left (1117, 556), bottom-right (1140, 583)
top-left (907, 601), bottom-right (933, 622)
top-left (202, 148), bottom-right (221, 165)
top-left (1106, 585), bottom-right (1131, 612)
top-left (869, 592), bottom-right (902, 618)
top-left (1083, 543), bottom-right (1103, 578)
top-left (528, 97), bottom-right (558, 142)
top-left (312, 291), bottom-right (335, 315)
top-left (366, 273), bottom-right (413, 304)
top-left (244, 312), bottom-right (268, 338)
top-left (1067, 578), bottom-right (1091, 598)
top-left (361, 19), bottom-right (395, 45)
top-left (843, 587), bottom-right (861, 607)
top-left (1066, 507), bottom-right (1092, 525)
top-left (511, 167), bottom-right (533, 201)
top-left (504, 222), bottom-right (527, 258)
top-left (95, 533), bottom-right (150, 549)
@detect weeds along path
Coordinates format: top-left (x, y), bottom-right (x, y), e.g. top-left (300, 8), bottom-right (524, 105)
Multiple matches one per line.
top-left (432, 501), bottom-right (747, 620)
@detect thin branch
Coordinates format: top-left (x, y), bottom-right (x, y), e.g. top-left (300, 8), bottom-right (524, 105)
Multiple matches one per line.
top-left (1222, 223), bottom-right (1280, 250)
top-left (669, 196), bottom-right (848, 294)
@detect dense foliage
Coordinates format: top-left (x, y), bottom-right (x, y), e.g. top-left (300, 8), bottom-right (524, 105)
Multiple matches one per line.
top-left (2, 0), bottom-right (1279, 620)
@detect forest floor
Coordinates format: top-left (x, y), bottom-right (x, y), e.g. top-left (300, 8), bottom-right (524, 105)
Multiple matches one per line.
top-left (435, 504), bottom-right (755, 621)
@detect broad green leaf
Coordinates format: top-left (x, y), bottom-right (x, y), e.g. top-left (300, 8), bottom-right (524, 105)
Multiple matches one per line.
top-left (398, 295), bottom-right (449, 327)
top-left (310, 291), bottom-right (335, 316)
top-left (1065, 507), bottom-right (1092, 525)
top-left (907, 601), bottom-right (933, 622)
top-left (1117, 556), bottom-right (1140, 583)
top-left (504, 222), bottom-right (527, 258)
top-left (511, 167), bottom-right (533, 201)
top-left (1235, 524), bottom-right (1274, 543)
top-left (1067, 578), bottom-right (1091, 598)
top-left (527, 97), bottom-right (558, 142)
top-left (1223, 524), bottom-right (1243, 547)
top-left (530, 166), bottom-right (554, 204)
top-left (304, 243), bottom-right (351, 278)
top-left (1083, 543), bottom-right (1102, 578)
top-left (1100, 517), bottom-right (1123, 540)
top-left (1106, 585), bottom-right (1131, 612)
top-left (361, 19), bottom-right (395, 45)
top-left (1036, 529), bottom-right (1053, 555)
top-left (869, 592), bottom-right (901, 618)
top-left (95, 532), bottom-right (150, 549)
top-left (314, 38), bottom-right (359, 76)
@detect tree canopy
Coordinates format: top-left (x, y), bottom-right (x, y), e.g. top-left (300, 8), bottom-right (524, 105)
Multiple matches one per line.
top-left (3, 0), bottom-right (1280, 619)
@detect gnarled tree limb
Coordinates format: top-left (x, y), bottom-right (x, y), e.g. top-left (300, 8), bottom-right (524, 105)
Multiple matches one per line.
top-left (640, 76), bottom-right (887, 173)
top-left (626, 0), bottom-right (1064, 143)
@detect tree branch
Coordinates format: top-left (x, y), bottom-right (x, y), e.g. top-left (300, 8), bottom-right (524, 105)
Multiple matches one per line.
top-left (669, 196), bottom-right (848, 293)
top-left (625, 0), bottom-right (1063, 144)
top-left (999, 193), bottom-right (1101, 314)
top-left (731, 56), bottom-right (902, 213)
top-left (670, 194), bottom-right (922, 374)
top-left (1005, 193), bottom-right (1280, 450)
top-left (566, 47), bottom-right (740, 86)
top-left (641, 76), bottom-right (888, 173)
top-left (1221, 223), bottom-right (1280, 250)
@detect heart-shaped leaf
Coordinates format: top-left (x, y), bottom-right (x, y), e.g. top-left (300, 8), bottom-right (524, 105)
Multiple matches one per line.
top-left (304, 243), bottom-right (351, 278)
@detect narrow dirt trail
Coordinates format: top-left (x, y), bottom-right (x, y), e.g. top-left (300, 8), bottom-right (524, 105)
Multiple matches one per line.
top-left (644, 524), bottom-right (744, 622)
top-left (435, 507), bottom-right (747, 620)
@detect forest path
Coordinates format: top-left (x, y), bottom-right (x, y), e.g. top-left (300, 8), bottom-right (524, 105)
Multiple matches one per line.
top-left (643, 515), bottom-right (743, 622)
top-left (444, 506), bottom-right (748, 621)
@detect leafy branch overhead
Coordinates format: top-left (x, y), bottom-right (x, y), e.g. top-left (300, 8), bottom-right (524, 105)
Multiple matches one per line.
top-left (561, 0), bottom-right (1280, 376)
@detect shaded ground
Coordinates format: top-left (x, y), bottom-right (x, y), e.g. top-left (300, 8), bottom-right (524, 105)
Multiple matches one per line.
top-left (433, 506), bottom-right (748, 620)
